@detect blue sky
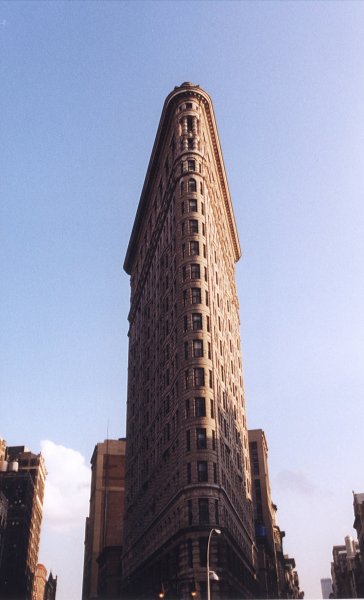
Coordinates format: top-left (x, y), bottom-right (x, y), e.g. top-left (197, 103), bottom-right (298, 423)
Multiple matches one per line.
top-left (1, 1), bottom-right (364, 598)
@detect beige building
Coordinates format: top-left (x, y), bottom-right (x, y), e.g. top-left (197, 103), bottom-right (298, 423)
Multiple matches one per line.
top-left (122, 83), bottom-right (257, 599)
top-left (33, 563), bottom-right (47, 600)
top-left (82, 438), bottom-right (126, 599)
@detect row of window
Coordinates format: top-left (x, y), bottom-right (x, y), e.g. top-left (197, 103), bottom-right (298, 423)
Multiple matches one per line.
top-left (184, 339), bottom-right (211, 360)
top-left (187, 460), bottom-right (217, 484)
top-left (184, 367), bottom-right (212, 389)
top-left (182, 263), bottom-right (207, 282)
top-left (183, 313), bottom-right (210, 332)
top-left (182, 287), bottom-right (208, 306)
top-left (181, 198), bottom-right (204, 214)
top-left (185, 396), bottom-right (214, 418)
top-left (180, 178), bottom-right (203, 195)
top-left (186, 428), bottom-right (216, 451)
top-left (181, 218), bottom-right (205, 237)
top-left (187, 497), bottom-right (219, 528)
top-left (182, 241), bottom-right (206, 259)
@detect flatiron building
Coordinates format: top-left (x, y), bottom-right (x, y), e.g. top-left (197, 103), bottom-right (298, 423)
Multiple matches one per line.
top-left (122, 83), bottom-right (257, 599)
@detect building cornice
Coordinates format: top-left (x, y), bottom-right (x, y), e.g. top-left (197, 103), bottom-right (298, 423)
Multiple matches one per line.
top-left (124, 83), bottom-right (241, 275)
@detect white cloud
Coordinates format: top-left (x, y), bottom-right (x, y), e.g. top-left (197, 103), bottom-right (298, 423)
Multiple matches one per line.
top-left (40, 440), bottom-right (91, 532)
top-left (273, 469), bottom-right (318, 496)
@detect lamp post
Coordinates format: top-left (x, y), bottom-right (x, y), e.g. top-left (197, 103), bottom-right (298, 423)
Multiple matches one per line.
top-left (207, 528), bottom-right (221, 600)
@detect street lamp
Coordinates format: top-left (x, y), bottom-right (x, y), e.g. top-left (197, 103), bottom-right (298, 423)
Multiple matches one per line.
top-left (207, 528), bottom-right (221, 600)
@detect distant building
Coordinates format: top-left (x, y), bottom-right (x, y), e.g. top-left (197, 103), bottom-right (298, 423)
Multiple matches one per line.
top-left (0, 490), bottom-right (8, 571)
top-left (353, 492), bottom-right (364, 574)
top-left (44, 571), bottom-right (57, 600)
top-left (249, 429), bottom-right (279, 598)
top-left (320, 577), bottom-right (333, 598)
top-left (331, 536), bottom-right (364, 598)
top-left (82, 438), bottom-right (126, 599)
top-left (248, 429), bottom-right (303, 599)
top-left (0, 440), bottom-right (46, 599)
top-left (33, 563), bottom-right (47, 600)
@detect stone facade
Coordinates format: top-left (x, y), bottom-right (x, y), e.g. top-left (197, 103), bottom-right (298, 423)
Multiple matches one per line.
top-left (122, 83), bottom-right (257, 599)
top-left (82, 438), bottom-right (126, 599)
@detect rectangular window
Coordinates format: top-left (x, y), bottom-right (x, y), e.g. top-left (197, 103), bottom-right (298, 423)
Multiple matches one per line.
top-left (189, 199), bottom-right (197, 212)
top-left (213, 463), bottom-right (217, 483)
top-left (187, 462), bottom-right (192, 483)
top-left (194, 368), bottom-right (205, 387)
top-left (210, 399), bottom-right (214, 418)
top-left (191, 288), bottom-right (201, 304)
top-left (197, 461), bottom-right (208, 482)
top-left (189, 219), bottom-right (199, 234)
top-left (182, 266), bottom-right (187, 281)
top-left (212, 430), bottom-right (216, 450)
top-left (196, 428), bottom-right (207, 449)
top-left (191, 264), bottom-right (200, 279)
top-left (206, 316), bottom-right (210, 332)
top-left (188, 539), bottom-right (193, 567)
top-left (188, 159), bottom-right (196, 172)
top-left (186, 430), bottom-right (191, 451)
top-left (188, 500), bottom-right (193, 525)
top-left (184, 342), bottom-right (188, 360)
top-left (195, 397), bottom-right (206, 417)
top-left (192, 313), bottom-right (202, 330)
top-left (185, 399), bottom-right (190, 418)
top-left (198, 498), bottom-right (209, 524)
top-left (190, 241), bottom-right (199, 256)
top-left (184, 369), bottom-right (189, 389)
top-left (183, 315), bottom-right (188, 332)
top-left (199, 538), bottom-right (208, 567)
top-left (193, 339), bottom-right (203, 357)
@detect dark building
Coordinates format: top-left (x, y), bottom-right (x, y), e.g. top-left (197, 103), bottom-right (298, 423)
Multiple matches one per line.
top-left (353, 493), bottom-right (364, 575)
top-left (44, 571), bottom-right (57, 600)
top-left (331, 537), bottom-right (364, 599)
top-left (0, 441), bottom-right (46, 599)
top-left (0, 490), bottom-right (8, 571)
top-left (122, 82), bottom-right (257, 600)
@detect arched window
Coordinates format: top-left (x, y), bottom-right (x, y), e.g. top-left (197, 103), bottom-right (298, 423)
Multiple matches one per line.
top-left (188, 179), bottom-right (197, 193)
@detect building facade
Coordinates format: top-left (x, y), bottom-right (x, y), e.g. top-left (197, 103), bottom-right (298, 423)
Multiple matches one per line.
top-left (248, 429), bottom-right (279, 598)
top-left (0, 441), bottom-right (46, 599)
top-left (331, 537), bottom-right (364, 599)
top-left (82, 438), bottom-right (126, 599)
top-left (320, 577), bottom-right (333, 598)
top-left (353, 493), bottom-right (364, 575)
top-left (122, 83), bottom-right (257, 599)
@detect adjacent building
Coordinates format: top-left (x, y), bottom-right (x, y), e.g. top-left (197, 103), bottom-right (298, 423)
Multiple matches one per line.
top-left (320, 577), bottom-right (333, 598)
top-left (0, 440), bottom-right (46, 599)
top-left (248, 429), bottom-right (303, 599)
top-left (121, 82), bottom-right (258, 599)
top-left (331, 537), bottom-right (364, 599)
top-left (353, 493), bottom-right (364, 574)
top-left (82, 438), bottom-right (126, 599)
